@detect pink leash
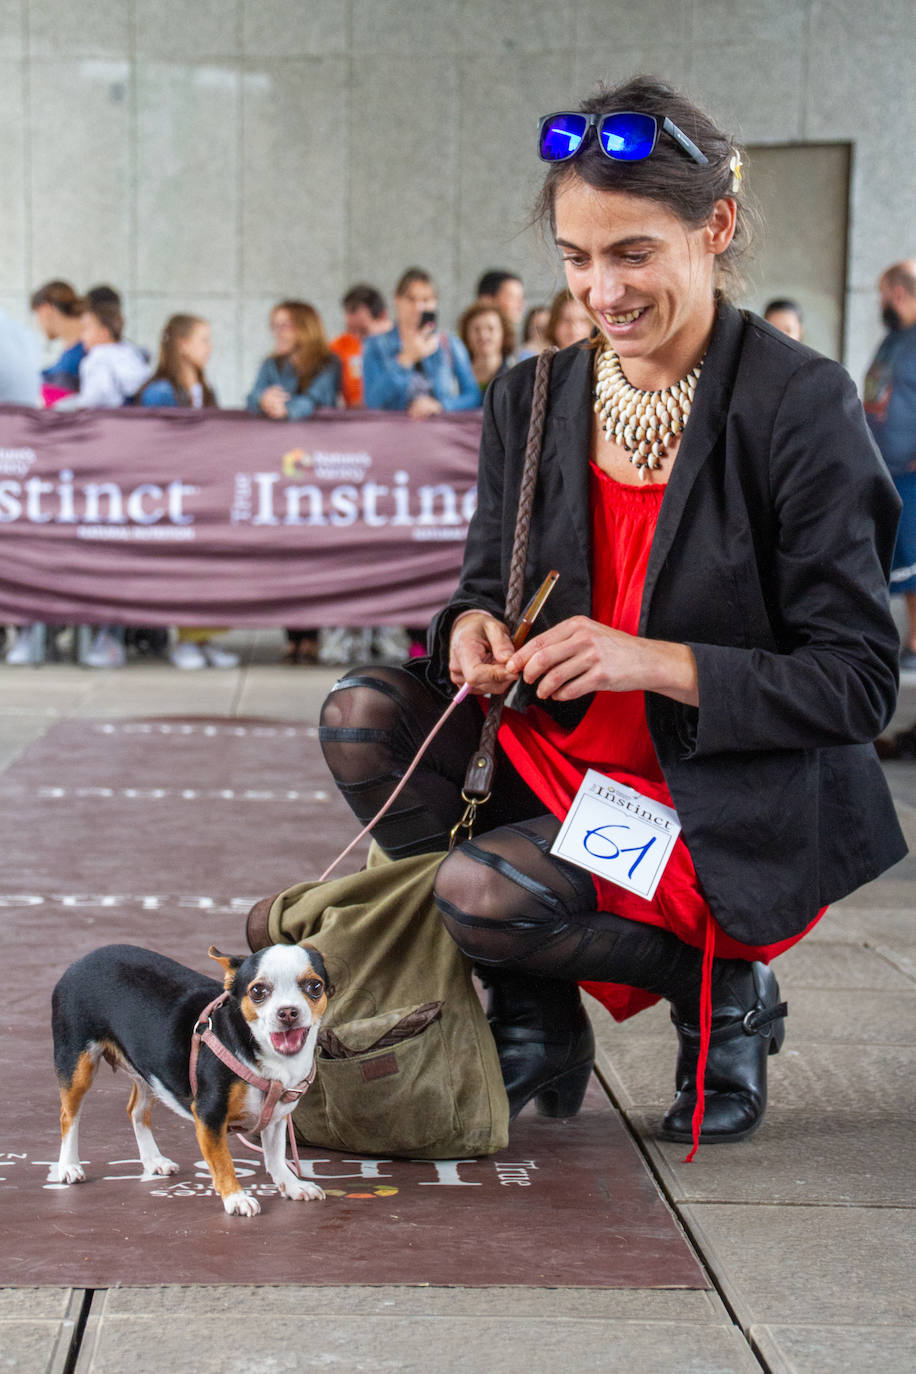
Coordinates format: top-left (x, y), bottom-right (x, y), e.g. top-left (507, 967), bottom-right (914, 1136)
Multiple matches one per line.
top-left (318, 681), bottom-right (470, 881)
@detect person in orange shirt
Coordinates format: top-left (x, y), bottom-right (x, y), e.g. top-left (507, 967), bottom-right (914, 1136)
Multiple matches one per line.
top-left (330, 283), bottom-right (391, 407)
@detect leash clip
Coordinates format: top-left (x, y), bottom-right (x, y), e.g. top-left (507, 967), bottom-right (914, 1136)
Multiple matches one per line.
top-left (449, 788), bottom-right (490, 849)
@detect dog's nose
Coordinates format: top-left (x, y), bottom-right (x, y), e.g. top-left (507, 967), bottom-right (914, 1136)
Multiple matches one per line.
top-left (276, 1005), bottom-right (301, 1026)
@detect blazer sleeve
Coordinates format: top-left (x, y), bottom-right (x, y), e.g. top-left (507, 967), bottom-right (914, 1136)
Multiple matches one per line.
top-left (684, 356), bottom-right (902, 755)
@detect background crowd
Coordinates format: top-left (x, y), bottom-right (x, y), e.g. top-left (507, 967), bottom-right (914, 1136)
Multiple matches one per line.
top-left (2, 259), bottom-right (913, 681)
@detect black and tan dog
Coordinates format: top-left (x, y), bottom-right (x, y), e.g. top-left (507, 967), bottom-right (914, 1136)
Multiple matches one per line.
top-left (52, 943), bottom-right (330, 1216)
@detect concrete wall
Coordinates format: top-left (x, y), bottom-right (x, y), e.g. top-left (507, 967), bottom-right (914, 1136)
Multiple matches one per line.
top-left (0, 0), bottom-right (911, 405)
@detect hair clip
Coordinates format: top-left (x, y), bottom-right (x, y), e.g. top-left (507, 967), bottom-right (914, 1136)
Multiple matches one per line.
top-left (729, 151), bottom-right (743, 192)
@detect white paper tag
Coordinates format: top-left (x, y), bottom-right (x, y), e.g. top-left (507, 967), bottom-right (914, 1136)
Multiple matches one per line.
top-left (550, 768), bottom-right (681, 902)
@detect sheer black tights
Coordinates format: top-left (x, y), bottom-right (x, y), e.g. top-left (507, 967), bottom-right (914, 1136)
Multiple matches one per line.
top-left (318, 665), bottom-right (544, 860)
top-left (434, 814), bottom-right (706, 1004)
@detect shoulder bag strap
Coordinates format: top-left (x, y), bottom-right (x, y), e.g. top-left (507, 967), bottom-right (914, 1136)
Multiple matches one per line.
top-left (460, 347), bottom-right (557, 806)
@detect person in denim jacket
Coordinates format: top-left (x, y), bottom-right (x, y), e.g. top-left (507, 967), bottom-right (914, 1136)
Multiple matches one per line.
top-left (363, 268), bottom-right (480, 417)
top-left (246, 300), bottom-right (341, 421)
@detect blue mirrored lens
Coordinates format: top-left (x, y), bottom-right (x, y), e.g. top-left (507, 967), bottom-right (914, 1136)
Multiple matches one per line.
top-left (598, 113), bottom-right (657, 160)
top-left (540, 114), bottom-right (588, 161)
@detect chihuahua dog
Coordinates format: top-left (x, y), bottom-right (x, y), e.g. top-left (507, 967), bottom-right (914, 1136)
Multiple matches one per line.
top-left (51, 942), bottom-right (331, 1216)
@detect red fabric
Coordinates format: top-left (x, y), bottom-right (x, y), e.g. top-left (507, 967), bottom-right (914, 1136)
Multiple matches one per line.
top-left (497, 465), bottom-right (824, 1022)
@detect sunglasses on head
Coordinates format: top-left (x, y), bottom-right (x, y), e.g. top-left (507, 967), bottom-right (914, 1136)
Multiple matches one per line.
top-left (537, 110), bottom-right (708, 167)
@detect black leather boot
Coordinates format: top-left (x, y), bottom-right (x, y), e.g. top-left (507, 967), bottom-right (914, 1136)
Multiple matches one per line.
top-left (658, 960), bottom-right (787, 1144)
top-left (481, 971), bottom-right (595, 1119)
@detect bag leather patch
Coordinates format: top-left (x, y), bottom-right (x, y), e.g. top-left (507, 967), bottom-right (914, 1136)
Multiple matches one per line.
top-left (361, 1052), bottom-right (399, 1082)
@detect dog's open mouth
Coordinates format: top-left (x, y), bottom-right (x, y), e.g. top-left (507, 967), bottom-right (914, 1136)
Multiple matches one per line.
top-left (270, 1028), bottom-right (308, 1055)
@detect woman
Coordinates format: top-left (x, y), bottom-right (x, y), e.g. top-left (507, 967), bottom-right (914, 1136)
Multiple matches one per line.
top-left (137, 313), bottom-right (217, 409)
top-left (363, 268), bottom-right (480, 417)
top-left (31, 279), bottom-right (85, 401)
top-left (459, 301), bottom-right (514, 392)
top-left (137, 315), bottom-right (237, 671)
top-left (544, 289), bottom-right (594, 350)
top-left (318, 76), bottom-right (904, 1151)
top-left (247, 300), bottom-right (340, 421)
top-left (247, 300), bottom-right (341, 663)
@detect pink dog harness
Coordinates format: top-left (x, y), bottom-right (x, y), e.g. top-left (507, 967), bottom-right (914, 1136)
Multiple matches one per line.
top-left (189, 991), bottom-right (316, 1135)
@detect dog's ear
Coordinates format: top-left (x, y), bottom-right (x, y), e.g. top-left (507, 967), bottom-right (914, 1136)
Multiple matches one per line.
top-left (208, 946), bottom-right (246, 987)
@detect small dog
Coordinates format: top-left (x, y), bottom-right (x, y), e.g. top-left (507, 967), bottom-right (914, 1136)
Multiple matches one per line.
top-left (52, 942), bottom-right (331, 1216)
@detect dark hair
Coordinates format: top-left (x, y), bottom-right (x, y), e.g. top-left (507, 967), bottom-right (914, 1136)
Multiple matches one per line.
top-left (271, 300), bottom-right (334, 392)
top-left (476, 269), bottom-right (522, 299)
top-left (395, 267), bottom-right (434, 297)
top-left (534, 75), bottom-right (753, 297)
top-left (137, 314), bottom-right (217, 407)
top-left (30, 280), bottom-right (83, 316)
top-left (85, 284), bottom-right (123, 311)
top-left (85, 298), bottom-right (124, 341)
top-left (522, 305), bottom-right (548, 343)
top-left (342, 283), bottom-right (387, 318)
top-left (458, 301), bottom-right (515, 362)
top-left (764, 298), bottom-right (803, 320)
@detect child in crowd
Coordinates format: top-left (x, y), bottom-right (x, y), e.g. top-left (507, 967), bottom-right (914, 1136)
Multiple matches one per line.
top-left (30, 279), bottom-right (85, 402)
top-left (137, 315), bottom-right (238, 671)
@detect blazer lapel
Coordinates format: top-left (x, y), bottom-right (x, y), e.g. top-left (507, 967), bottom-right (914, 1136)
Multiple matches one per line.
top-left (640, 302), bottom-right (746, 632)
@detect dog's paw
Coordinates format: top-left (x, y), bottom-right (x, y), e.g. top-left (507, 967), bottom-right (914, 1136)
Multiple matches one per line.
top-left (223, 1190), bottom-right (260, 1217)
top-left (58, 1163), bottom-right (86, 1185)
top-left (277, 1174), bottom-right (325, 1202)
top-left (142, 1156), bottom-right (179, 1178)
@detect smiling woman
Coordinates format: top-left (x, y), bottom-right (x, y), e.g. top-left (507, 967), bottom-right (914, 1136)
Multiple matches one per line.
top-left (317, 75), bottom-right (905, 1158)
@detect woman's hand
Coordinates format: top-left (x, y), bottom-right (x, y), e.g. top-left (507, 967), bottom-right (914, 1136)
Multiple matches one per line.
top-left (259, 385), bottom-right (289, 419)
top-left (506, 616), bottom-right (699, 707)
top-left (448, 612), bottom-right (518, 696)
top-left (397, 326), bottom-right (439, 369)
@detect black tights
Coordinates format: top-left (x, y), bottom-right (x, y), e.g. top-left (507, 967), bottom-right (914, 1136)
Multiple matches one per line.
top-left (319, 665), bottom-right (709, 1009)
top-left (318, 664), bottom-right (544, 859)
top-left (434, 815), bottom-right (707, 1008)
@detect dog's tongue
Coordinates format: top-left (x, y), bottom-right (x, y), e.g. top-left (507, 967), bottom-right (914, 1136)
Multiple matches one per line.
top-left (270, 1027), bottom-right (307, 1055)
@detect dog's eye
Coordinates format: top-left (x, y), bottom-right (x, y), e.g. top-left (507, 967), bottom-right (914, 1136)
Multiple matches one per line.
top-left (304, 979), bottom-right (325, 999)
top-left (248, 982), bottom-right (270, 1003)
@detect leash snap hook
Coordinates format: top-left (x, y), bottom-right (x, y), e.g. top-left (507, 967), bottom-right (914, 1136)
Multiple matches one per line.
top-left (449, 788), bottom-right (490, 850)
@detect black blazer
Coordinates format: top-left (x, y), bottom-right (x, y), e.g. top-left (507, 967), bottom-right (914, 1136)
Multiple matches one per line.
top-left (429, 303), bottom-right (907, 945)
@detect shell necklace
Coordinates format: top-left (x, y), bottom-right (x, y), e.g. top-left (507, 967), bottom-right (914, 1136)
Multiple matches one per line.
top-left (593, 343), bottom-right (703, 481)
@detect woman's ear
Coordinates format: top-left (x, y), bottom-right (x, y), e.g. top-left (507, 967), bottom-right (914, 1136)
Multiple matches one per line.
top-left (706, 197), bottom-right (737, 257)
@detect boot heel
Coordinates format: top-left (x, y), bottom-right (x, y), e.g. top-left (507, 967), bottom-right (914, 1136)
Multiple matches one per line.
top-left (536, 1060), bottom-right (593, 1118)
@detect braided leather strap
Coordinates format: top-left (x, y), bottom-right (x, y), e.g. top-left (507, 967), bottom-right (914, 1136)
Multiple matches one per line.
top-left (462, 347), bottom-right (556, 800)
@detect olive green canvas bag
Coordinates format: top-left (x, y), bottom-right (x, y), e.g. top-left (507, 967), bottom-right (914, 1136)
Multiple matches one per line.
top-left (245, 842), bottom-right (509, 1159)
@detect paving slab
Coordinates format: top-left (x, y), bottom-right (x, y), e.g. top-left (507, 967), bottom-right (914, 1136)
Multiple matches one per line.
top-left (635, 1109), bottom-right (915, 1206)
top-left (75, 1308), bottom-right (761, 1374)
top-left (679, 1203), bottom-right (916, 1329)
top-left (752, 1322), bottom-right (916, 1374)
top-left (97, 1284), bottom-right (724, 1319)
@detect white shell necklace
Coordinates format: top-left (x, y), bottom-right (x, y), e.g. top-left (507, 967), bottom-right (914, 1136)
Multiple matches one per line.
top-left (593, 343), bottom-right (703, 481)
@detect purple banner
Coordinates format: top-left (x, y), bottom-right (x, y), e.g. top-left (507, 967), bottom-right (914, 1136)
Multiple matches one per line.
top-left (0, 405), bottom-right (482, 625)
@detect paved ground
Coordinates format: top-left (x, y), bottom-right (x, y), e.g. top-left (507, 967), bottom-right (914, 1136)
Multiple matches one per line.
top-left (1, 627), bottom-right (914, 1374)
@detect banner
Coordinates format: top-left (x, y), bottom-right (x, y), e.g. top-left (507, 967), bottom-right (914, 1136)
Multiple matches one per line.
top-left (0, 405), bottom-right (482, 625)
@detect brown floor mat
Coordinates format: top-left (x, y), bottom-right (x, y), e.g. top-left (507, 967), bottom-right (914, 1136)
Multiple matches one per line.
top-left (0, 718), bottom-right (706, 1289)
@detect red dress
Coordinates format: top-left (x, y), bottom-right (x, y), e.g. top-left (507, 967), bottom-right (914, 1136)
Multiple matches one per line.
top-left (497, 464), bottom-right (823, 1023)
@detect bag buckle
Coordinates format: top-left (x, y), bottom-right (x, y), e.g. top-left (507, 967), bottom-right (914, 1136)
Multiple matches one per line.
top-left (449, 789), bottom-right (490, 849)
